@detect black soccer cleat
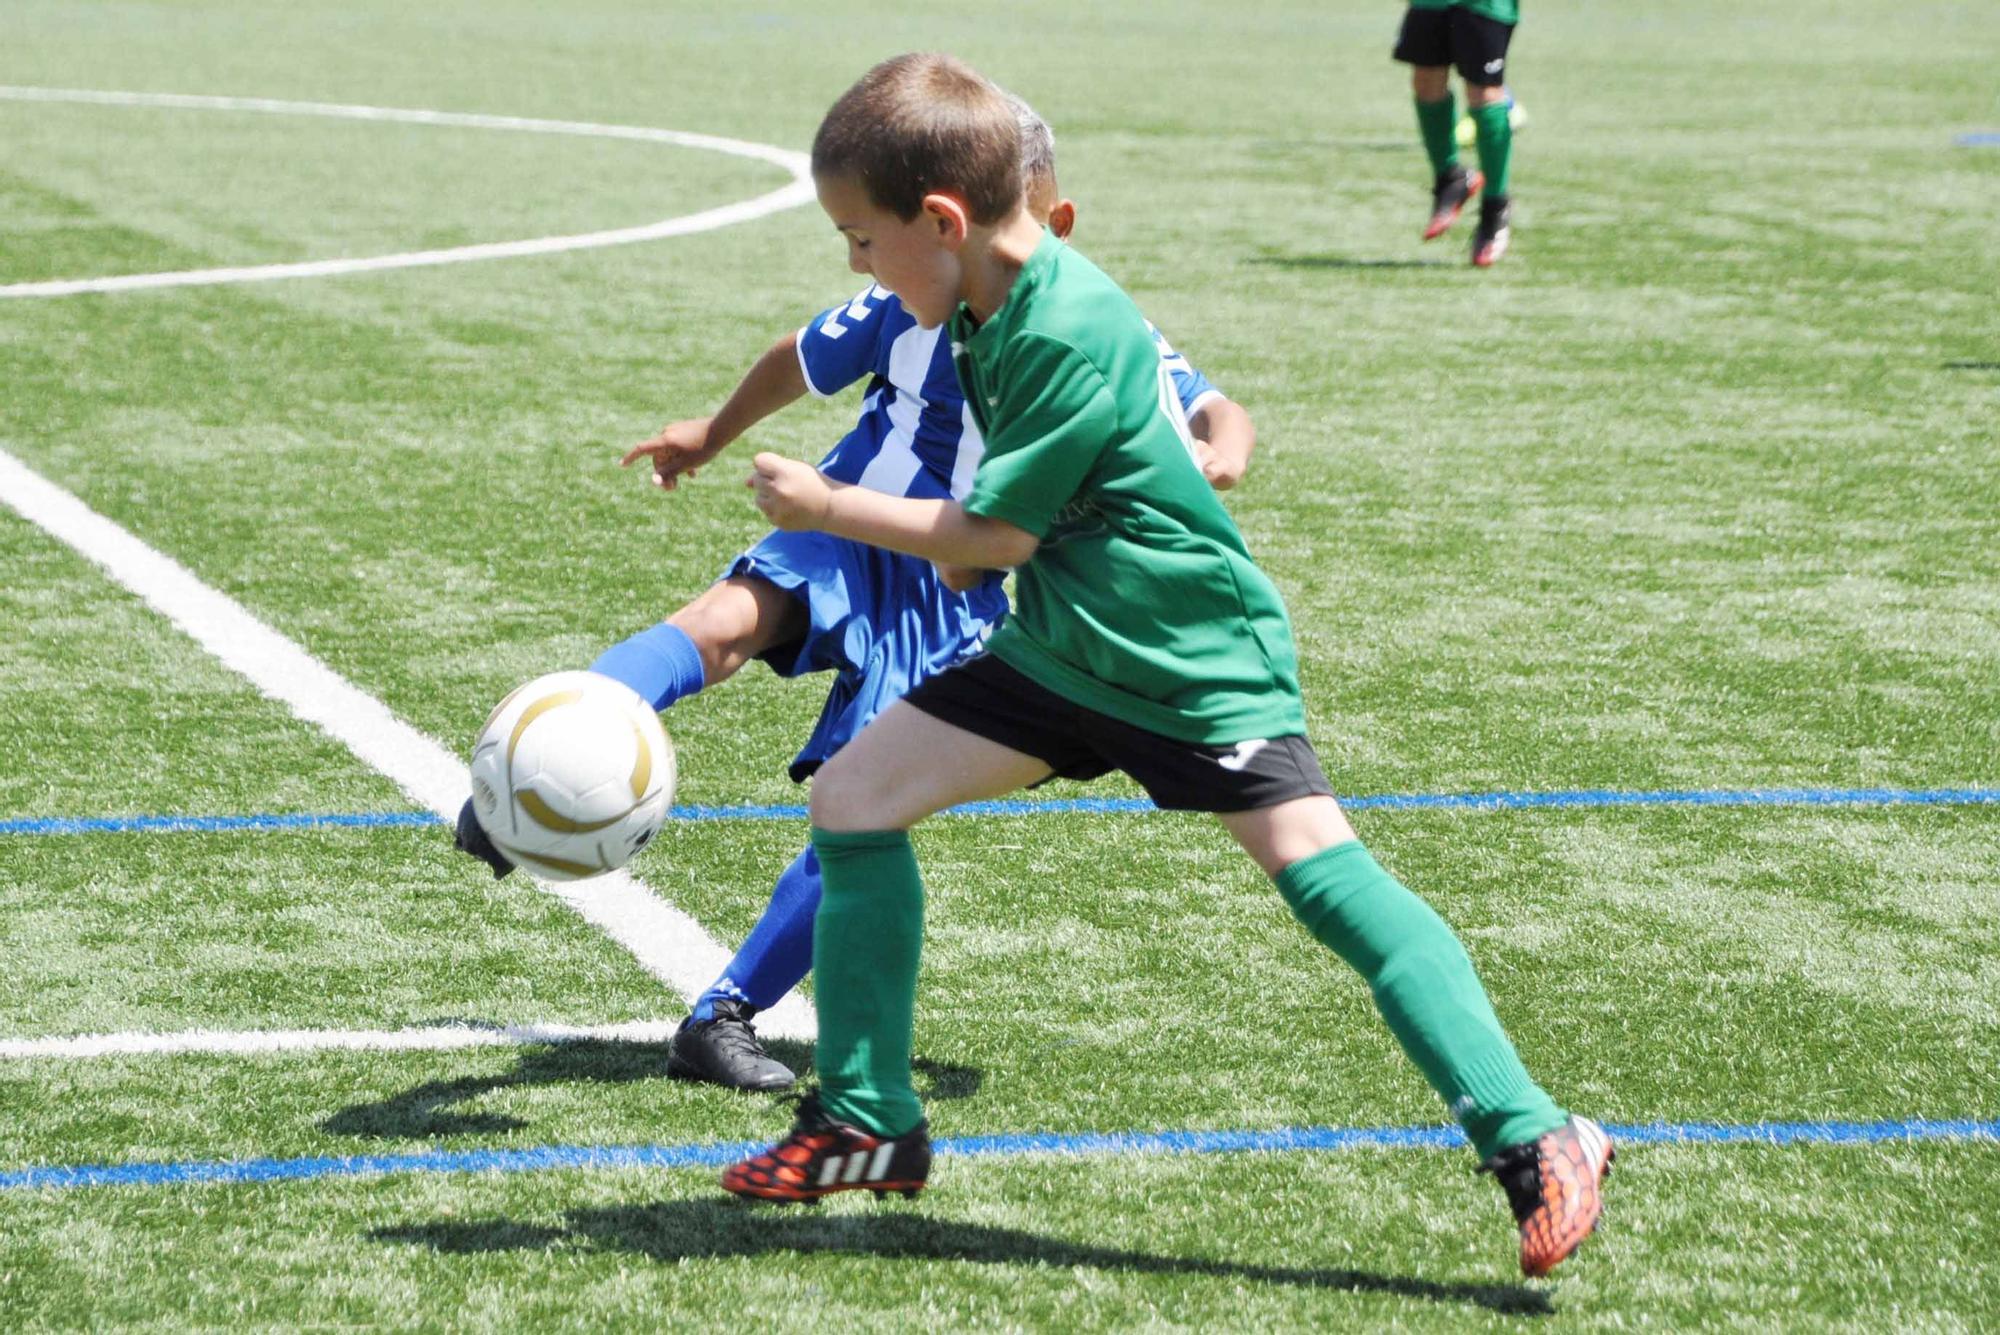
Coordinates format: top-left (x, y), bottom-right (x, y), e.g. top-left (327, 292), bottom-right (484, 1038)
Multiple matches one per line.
top-left (452, 797), bottom-right (515, 880)
top-left (1424, 164), bottom-right (1484, 241)
top-left (1471, 194), bottom-right (1513, 268)
top-left (721, 1090), bottom-right (930, 1203)
top-left (668, 999), bottom-right (797, 1092)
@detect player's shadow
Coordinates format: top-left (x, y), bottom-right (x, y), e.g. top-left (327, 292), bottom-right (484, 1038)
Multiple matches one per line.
top-left (1942, 360), bottom-right (2000, 370)
top-left (322, 1039), bottom-right (678, 1138)
top-left (1250, 254), bottom-right (1451, 271)
top-left (371, 1198), bottom-right (1553, 1317)
top-left (320, 1038), bottom-right (981, 1139)
top-left (1278, 138), bottom-right (1420, 154)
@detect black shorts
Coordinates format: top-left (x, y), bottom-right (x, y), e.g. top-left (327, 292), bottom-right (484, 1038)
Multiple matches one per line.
top-left (898, 652), bottom-right (1334, 814)
top-left (1393, 6), bottom-right (1514, 86)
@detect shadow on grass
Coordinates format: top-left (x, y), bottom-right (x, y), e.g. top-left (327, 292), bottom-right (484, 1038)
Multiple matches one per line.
top-left (322, 1039), bottom-right (680, 1138)
top-left (1942, 360), bottom-right (2000, 371)
top-left (1250, 254), bottom-right (1450, 271)
top-left (321, 1037), bottom-right (981, 1139)
top-left (373, 1197), bottom-right (1553, 1317)
top-left (1304, 139), bottom-right (1422, 154)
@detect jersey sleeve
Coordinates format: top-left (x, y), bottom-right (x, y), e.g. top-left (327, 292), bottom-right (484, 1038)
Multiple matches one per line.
top-left (795, 284), bottom-right (895, 398)
top-left (964, 334), bottom-right (1117, 538)
top-left (1147, 321), bottom-right (1224, 419)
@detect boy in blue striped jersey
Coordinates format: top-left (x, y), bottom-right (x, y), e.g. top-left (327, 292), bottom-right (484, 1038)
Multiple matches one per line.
top-left (455, 98), bottom-right (1254, 1089)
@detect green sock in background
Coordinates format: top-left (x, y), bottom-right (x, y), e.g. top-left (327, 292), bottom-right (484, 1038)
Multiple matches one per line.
top-left (1415, 94), bottom-right (1459, 179)
top-left (1469, 99), bottom-right (1513, 198)
top-left (808, 826), bottom-right (927, 1137)
top-left (1275, 841), bottom-right (1564, 1159)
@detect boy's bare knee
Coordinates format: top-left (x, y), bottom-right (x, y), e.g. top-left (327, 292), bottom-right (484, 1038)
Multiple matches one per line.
top-left (1464, 83), bottom-right (1508, 109)
top-left (1412, 66), bottom-right (1451, 101)
top-left (667, 577), bottom-right (802, 684)
top-left (807, 758), bottom-right (887, 832)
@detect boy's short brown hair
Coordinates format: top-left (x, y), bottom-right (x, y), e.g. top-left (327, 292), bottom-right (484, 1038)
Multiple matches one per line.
top-left (812, 53), bottom-right (1022, 225)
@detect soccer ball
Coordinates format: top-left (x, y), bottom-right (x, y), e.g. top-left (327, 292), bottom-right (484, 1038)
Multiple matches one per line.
top-left (466, 670), bottom-right (675, 882)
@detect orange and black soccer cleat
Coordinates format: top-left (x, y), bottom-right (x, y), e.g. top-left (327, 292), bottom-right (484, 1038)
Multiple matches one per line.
top-left (721, 1091), bottom-right (931, 1205)
top-left (1480, 1115), bottom-right (1615, 1277)
top-left (1424, 165), bottom-right (1484, 241)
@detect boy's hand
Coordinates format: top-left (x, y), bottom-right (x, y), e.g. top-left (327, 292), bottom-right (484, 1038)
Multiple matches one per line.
top-left (621, 416), bottom-right (723, 491)
top-left (748, 452), bottom-right (833, 530)
top-left (1194, 438), bottom-right (1246, 491)
top-left (1189, 398), bottom-right (1254, 493)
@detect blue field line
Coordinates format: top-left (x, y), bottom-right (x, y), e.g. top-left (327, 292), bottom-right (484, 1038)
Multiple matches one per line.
top-left (2, 785), bottom-right (1996, 839)
top-left (0, 1118), bottom-right (1992, 1194)
top-left (1957, 132), bottom-right (2000, 146)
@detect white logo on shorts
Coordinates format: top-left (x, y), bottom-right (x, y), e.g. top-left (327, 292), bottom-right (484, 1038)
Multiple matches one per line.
top-left (1216, 739), bottom-right (1270, 772)
top-left (1484, 58), bottom-right (1505, 73)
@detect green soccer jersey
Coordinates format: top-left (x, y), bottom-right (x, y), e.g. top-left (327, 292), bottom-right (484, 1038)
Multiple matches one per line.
top-left (950, 231), bottom-right (1306, 745)
top-left (1410, 0), bottom-right (1518, 27)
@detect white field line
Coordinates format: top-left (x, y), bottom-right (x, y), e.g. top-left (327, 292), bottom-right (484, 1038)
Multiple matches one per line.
top-left (0, 86), bottom-right (815, 298)
top-left (0, 449), bottom-right (817, 1040)
top-left (0, 1020), bottom-right (685, 1061)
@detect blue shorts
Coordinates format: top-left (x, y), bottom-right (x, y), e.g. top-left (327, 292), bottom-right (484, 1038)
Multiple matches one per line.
top-left (725, 529), bottom-right (1008, 781)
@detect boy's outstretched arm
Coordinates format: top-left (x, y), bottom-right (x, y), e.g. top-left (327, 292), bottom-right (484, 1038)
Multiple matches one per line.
top-left (749, 453), bottom-right (1038, 570)
top-left (1190, 396), bottom-right (1255, 492)
top-left (621, 331), bottom-right (809, 490)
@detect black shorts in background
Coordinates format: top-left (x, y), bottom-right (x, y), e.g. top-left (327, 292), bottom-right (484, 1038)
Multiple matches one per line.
top-left (898, 652), bottom-right (1333, 814)
top-left (1393, 6), bottom-right (1515, 86)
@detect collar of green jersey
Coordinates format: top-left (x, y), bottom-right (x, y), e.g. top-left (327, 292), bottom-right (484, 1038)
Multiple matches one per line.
top-left (953, 226), bottom-right (1063, 350)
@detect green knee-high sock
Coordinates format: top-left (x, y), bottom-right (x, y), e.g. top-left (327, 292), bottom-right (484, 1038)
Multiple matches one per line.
top-left (1275, 841), bottom-right (1563, 1159)
top-left (809, 826), bottom-right (926, 1137)
top-left (1469, 99), bottom-right (1513, 199)
top-left (1415, 94), bottom-right (1459, 179)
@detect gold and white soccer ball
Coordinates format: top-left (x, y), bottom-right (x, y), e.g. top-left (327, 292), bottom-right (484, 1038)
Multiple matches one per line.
top-left (467, 670), bottom-right (675, 881)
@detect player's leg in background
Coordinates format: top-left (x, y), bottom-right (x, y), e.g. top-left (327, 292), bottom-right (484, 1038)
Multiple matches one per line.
top-left (1463, 81), bottom-right (1513, 195)
top-left (1412, 63), bottom-right (1462, 185)
top-left (1395, 7), bottom-right (1482, 239)
top-left (666, 842), bottom-right (820, 1091)
top-left (642, 575), bottom-right (815, 1087)
top-left (1453, 10), bottom-right (1517, 266)
top-left (1219, 794), bottom-right (1611, 1275)
top-left (1458, 85), bottom-right (1521, 149)
top-left (1466, 76), bottom-right (1514, 265)
top-left (592, 574), bottom-right (806, 709)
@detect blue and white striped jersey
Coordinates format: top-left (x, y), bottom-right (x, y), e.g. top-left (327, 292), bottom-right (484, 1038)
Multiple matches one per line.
top-left (797, 284), bottom-right (1221, 500)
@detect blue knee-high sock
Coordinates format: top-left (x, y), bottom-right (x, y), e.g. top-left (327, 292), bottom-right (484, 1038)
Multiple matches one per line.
top-left (692, 845), bottom-right (821, 1020)
top-left (589, 622), bottom-right (706, 710)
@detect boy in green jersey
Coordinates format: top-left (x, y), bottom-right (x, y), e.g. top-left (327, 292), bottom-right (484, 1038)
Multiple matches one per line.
top-left (722, 52), bottom-right (1610, 1278)
top-left (1395, 0), bottom-right (1520, 265)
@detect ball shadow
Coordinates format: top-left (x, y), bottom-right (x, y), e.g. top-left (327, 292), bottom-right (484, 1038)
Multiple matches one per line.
top-left (1250, 254), bottom-right (1452, 271)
